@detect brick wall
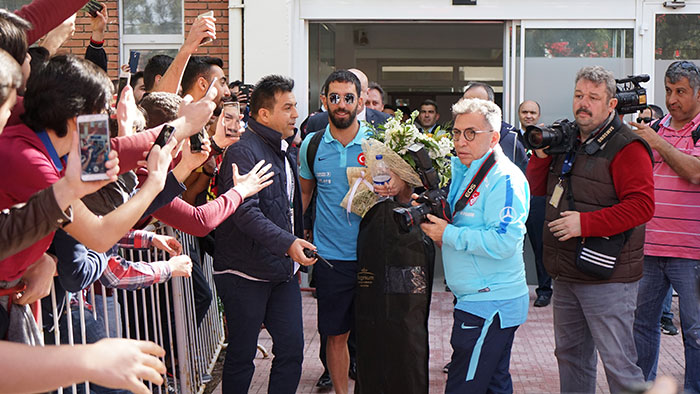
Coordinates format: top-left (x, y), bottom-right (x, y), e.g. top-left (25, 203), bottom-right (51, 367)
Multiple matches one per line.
top-left (58, 0), bottom-right (229, 81)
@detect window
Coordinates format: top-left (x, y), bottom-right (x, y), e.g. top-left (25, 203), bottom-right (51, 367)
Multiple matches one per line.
top-left (654, 14), bottom-right (700, 113)
top-left (0, 0), bottom-right (32, 11)
top-left (119, 0), bottom-right (183, 71)
top-left (522, 28), bottom-right (634, 124)
top-left (122, 0), bottom-right (183, 35)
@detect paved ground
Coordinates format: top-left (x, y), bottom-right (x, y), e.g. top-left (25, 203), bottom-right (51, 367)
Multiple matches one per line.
top-left (212, 287), bottom-right (685, 393)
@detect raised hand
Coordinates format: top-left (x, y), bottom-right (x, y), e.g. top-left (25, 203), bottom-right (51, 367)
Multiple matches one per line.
top-left (232, 160), bottom-right (274, 199)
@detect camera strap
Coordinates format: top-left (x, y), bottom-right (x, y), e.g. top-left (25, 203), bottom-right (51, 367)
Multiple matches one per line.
top-left (454, 151), bottom-right (496, 213)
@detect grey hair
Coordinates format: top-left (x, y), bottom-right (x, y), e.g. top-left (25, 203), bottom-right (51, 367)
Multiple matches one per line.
top-left (464, 82), bottom-right (495, 102)
top-left (665, 61), bottom-right (700, 94)
top-left (452, 98), bottom-right (501, 131)
top-left (575, 66), bottom-right (616, 100)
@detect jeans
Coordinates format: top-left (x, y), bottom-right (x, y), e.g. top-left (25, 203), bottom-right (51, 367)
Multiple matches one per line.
top-left (526, 196), bottom-right (551, 298)
top-left (633, 256), bottom-right (700, 393)
top-left (662, 287), bottom-right (674, 320)
top-left (46, 305), bottom-right (129, 394)
top-left (93, 294), bottom-right (120, 338)
top-left (553, 280), bottom-right (644, 393)
top-left (214, 274), bottom-right (304, 394)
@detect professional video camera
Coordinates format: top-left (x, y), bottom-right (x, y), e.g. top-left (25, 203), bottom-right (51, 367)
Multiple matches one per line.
top-left (615, 74), bottom-right (650, 114)
top-left (522, 119), bottom-right (579, 155)
top-left (393, 144), bottom-right (451, 233)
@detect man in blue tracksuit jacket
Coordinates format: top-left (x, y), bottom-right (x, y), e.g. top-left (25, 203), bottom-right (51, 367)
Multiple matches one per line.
top-left (420, 98), bottom-right (530, 394)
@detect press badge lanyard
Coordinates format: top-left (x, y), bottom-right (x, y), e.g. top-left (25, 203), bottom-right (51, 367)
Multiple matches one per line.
top-left (549, 151), bottom-right (576, 209)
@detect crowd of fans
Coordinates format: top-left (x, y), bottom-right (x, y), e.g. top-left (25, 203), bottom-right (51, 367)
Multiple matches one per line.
top-left (0, 1), bottom-right (698, 394)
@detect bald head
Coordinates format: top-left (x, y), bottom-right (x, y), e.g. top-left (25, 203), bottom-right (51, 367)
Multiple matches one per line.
top-left (463, 86), bottom-right (490, 101)
top-left (349, 68), bottom-right (369, 111)
top-left (518, 100), bottom-right (541, 128)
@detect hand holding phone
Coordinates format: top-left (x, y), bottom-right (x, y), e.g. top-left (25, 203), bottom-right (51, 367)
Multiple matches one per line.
top-left (78, 114), bottom-right (111, 181)
top-left (196, 11), bottom-right (215, 44)
top-left (81, 0), bottom-right (104, 18)
top-left (152, 124), bottom-right (175, 152)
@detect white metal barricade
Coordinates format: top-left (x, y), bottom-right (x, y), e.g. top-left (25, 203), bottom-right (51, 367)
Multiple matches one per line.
top-left (44, 223), bottom-right (225, 394)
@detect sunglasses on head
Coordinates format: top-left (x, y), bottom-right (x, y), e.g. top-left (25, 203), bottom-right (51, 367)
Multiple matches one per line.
top-left (670, 60), bottom-right (700, 74)
top-left (328, 93), bottom-right (356, 105)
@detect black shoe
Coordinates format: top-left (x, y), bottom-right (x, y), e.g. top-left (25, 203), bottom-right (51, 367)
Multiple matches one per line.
top-left (660, 317), bottom-right (679, 335)
top-left (316, 371), bottom-right (332, 389)
top-left (443, 362), bottom-right (451, 373)
top-left (349, 360), bottom-right (357, 380)
top-left (534, 294), bottom-right (551, 307)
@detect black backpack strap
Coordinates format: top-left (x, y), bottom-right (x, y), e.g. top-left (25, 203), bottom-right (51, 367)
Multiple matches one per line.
top-left (303, 130), bottom-right (325, 231)
top-left (650, 119), bottom-right (700, 144)
top-left (306, 130), bottom-right (325, 179)
top-left (649, 119), bottom-right (661, 132)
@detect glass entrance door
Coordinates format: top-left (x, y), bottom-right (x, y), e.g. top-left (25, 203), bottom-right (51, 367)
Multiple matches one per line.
top-left (639, 3), bottom-right (700, 114)
top-left (505, 21), bottom-right (635, 129)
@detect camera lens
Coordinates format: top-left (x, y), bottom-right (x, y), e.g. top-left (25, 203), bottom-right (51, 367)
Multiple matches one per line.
top-left (392, 207), bottom-right (416, 233)
top-left (527, 128), bottom-right (545, 148)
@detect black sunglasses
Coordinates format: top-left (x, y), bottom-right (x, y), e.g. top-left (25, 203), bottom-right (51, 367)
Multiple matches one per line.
top-left (636, 117), bottom-right (653, 124)
top-left (328, 93), bottom-right (356, 105)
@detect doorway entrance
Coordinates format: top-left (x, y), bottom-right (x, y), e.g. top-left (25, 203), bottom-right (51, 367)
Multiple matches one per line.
top-left (308, 22), bottom-right (504, 124)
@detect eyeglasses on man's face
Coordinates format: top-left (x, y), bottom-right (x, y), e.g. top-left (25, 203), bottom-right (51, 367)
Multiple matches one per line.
top-left (448, 127), bottom-right (492, 141)
top-left (636, 116), bottom-right (653, 124)
top-left (328, 92), bottom-right (356, 105)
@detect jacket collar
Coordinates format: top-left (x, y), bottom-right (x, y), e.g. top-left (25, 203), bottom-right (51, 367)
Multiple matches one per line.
top-left (246, 117), bottom-right (295, 152)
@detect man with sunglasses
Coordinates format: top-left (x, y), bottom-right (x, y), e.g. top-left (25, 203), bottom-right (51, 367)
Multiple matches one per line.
top-left (299, 70), bottom-right (410, 394)
top-left (419, 97), bottom-right (529, 393)
top-left (630, 61), bottom-right (700, 393)
top-left (636, 104), bottom-right (664, 126)
top-left (305, 68), bottom-right (390, 134)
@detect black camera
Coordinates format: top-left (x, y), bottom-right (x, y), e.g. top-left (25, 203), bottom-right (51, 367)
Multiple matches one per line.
top-left (393, 144), bottom-right (451, 233)
top-left (522, 119), bottom-right (579, 155)
top-left (615, 74), bottom-right (650, 115)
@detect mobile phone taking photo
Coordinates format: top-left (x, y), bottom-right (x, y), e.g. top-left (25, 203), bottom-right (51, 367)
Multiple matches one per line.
top-left (128, 51), bottom-right (141, 73)
top-left (81, 0), bottom-right (104, 18)
top-left (190, 130), bottom-right (205, 153)
top-left (196, 10), bottom-right (215, 44)
top-left (152, 124), bottom-right (175, 152)
top-left (78, 114), bottom-right (111, 181)
top-left (116, 68), bottom-right (131, 105)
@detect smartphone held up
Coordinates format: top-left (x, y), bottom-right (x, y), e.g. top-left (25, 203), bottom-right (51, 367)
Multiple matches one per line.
top-left (197, 11), bottom-right (215, 44)
top-left (78, 114), bottom-right (111, 181)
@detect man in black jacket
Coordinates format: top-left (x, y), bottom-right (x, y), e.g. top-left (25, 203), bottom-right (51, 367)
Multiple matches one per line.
top-left (213, 75), bottom-right (317, 393)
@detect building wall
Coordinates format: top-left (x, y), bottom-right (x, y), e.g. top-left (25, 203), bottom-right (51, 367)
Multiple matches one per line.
top-left (59, 0), bottom-right (231, 81)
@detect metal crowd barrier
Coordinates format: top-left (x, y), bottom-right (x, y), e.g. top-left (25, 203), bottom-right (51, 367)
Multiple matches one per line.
top-left (44, 223), bottom-right (225, 394)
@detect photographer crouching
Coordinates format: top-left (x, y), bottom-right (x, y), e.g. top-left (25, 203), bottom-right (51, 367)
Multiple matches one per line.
top-left (418, 98), bottom-right (530, 393)
top-left (525, 66), bottom-right (655, 393)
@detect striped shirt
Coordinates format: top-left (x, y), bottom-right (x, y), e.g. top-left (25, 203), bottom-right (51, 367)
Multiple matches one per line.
top-left (644, 112), bottom-right (700, 260)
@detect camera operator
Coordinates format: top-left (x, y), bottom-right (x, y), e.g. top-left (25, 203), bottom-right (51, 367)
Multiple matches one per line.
top-left (419, 98), bottom-right (529, 393)
top-left (629, 61), bottom-right (700, 393)
top-left (527, 66), bottom-right (654, 393)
